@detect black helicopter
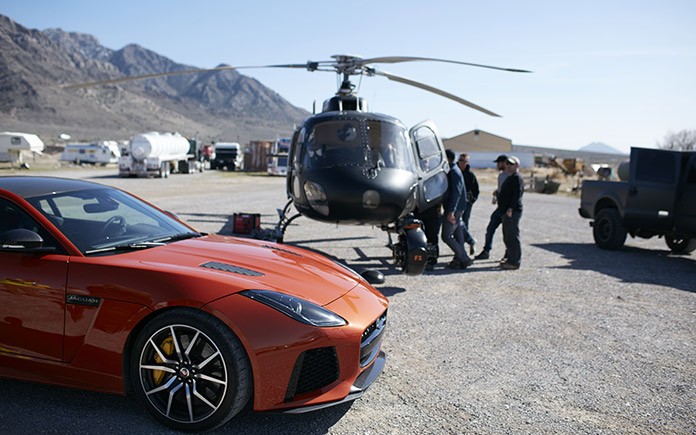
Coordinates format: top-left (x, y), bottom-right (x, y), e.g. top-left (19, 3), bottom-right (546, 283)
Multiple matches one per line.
top-left (66, 54), bottom-right (530, 278)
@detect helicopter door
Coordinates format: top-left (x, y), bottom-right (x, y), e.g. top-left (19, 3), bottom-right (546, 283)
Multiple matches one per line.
top-left (286, 128), bottom-right (302, 198)
top-left (409, 121), bottom-right (449, 212)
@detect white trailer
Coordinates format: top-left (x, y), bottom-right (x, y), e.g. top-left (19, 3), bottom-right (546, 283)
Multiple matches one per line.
top-left (0, 132), bottom-right (45, 168)
top-left (61, 141), bottom-right (121, 165)
top-left (119, 132), bottom-right (200, 178)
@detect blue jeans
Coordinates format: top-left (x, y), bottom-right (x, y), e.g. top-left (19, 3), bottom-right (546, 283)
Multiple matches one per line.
top-left (483, 208), bottom-right (502, 252)
top-left (441, 211), bottom-right (470, 262)
top-left (458, 215), bottom-right (476, 246)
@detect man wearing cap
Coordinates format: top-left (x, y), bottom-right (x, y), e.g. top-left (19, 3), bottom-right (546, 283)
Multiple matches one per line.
top-left (474, 155), bottom-right (510, 260)
top-left (497, 156), bottom-right (524, 270)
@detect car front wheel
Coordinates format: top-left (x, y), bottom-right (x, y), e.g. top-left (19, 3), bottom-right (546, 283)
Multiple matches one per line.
top-left (130, 308), bottom-right (251, 431)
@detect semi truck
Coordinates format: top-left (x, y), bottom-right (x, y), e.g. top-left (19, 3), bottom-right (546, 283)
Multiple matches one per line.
top-left (267, 138), bottom-right (290, 176)
top-left (579, 147), bottom-right (696, 254)
top-left (0, 131), bottom-right (45, 168)
top-left (209, 142), bottom-right (243, 171)
top-left (119, 132), bottom-right (201, 178)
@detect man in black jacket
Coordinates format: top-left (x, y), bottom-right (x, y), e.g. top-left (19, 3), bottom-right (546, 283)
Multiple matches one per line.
top-left (458, 152), bottom-right (479, 255)
top-left (497, 156), bottom-right (524, 270)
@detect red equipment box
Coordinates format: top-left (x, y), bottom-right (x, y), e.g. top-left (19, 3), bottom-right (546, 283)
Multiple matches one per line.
top-left (232, 213), bottom-right (261, 235)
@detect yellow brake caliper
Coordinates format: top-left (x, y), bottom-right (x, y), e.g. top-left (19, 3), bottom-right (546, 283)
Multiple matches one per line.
top-left (153, 336), bottom-right (175, 385)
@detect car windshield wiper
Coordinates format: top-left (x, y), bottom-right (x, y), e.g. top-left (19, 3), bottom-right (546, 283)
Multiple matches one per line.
top-left (85, 241), bottom-right (166, 255)
top-left (153, 232), bottom-right (205, 243)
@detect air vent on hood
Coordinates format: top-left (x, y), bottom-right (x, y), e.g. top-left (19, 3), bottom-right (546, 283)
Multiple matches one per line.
top-left (200, 261), bottom-right (264, 277)
top-left (262, 244), bottom-right (303, 257)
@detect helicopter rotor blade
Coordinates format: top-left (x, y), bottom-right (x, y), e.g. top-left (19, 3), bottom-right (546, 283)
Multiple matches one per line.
top-left (62, 62), bottom-right (326, 89)
top-left (372, 70), bottom-right (501, 117)
top-left (359, 56), bottom-right (532, 74)
top-left (62, 65), bottom-right (245, 89)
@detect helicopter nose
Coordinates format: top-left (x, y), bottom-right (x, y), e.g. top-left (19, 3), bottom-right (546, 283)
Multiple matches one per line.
top-left (362, 190), bottom-right (380, 209)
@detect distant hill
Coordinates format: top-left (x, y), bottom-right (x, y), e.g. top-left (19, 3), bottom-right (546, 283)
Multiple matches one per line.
top-left (579, 142), bottom-right (626, 155)
top-left (0, 14), bottom-right (309, 144)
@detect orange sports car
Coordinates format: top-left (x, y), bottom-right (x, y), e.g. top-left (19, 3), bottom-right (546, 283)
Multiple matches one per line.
top-left (0, 176), bottom-right (388, 431)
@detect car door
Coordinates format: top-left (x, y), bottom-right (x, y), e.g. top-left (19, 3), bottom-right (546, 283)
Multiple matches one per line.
top-left (674, 153), bottom-right (696, 235)
top-left (409, 120), bottom-right (449, 212)
top-left (0, 198), bottom-right (68, 361)
top-left (623, 148), bottom-right (680, 231)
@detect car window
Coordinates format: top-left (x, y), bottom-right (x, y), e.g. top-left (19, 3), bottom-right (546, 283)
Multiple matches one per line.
top-left (27, 187), bottom-right (192, 253)
top-left (0, 198), bottom-right (63, 252)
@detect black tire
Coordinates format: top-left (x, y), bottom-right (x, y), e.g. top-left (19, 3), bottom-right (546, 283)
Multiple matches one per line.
top-left (158, 162), bottom-right (170, 178)
top-left (665, 236), bottom-right (696, 255)
top-left (593, 208), bottom-right (627, 250)
top-left (130, 308), bottom-right (251, 432)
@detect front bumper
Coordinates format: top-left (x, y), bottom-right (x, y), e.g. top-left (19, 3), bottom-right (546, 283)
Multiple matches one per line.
top-left (280, 350), bottom-right (386, 414)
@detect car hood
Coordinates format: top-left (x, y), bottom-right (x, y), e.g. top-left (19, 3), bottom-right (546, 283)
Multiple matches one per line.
top-left (129, 234), bottom-right (362, 306)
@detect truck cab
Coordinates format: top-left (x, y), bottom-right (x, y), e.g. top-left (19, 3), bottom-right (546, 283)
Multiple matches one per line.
top-left (579, 147), bottom-right (696, 253)
top-left (210, 142), bottom-right (243, 171)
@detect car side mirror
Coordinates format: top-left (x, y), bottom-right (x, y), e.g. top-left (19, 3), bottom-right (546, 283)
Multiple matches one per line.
top-left (360, 269), bottom-right (385, 285)
top-left (0, 228), bottom-right (55, 253)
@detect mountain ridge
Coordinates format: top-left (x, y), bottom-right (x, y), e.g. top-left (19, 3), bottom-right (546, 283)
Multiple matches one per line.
top-left (578, 142), bottom-right (626, 155)
top-left (0, 14), bottom-right (309, 144)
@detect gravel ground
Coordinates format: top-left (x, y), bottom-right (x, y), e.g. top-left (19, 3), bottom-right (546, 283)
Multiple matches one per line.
top-left (1, 166), bottom-right (694, 434)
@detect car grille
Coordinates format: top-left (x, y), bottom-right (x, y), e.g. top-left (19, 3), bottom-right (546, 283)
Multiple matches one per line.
top-left (284, 347), bottom-right (339, 401)
top-left (360, 310), bottom-right (387, 367)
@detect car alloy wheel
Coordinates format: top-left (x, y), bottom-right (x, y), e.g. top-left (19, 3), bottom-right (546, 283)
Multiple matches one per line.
top-left (131, 309), bottom-right (250, 431)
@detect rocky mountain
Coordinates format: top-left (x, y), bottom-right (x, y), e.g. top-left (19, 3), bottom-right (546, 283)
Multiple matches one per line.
top-left (0, 14), bottom-right (309, 144)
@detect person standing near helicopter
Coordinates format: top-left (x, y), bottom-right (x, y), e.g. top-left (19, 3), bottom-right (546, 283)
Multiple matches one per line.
top-left (441, 149), bottom-right (473, 269)
top-left (457, 152), bottom-right (479, 255)
top-left (475, 155), bottom-right (510, 260)
top-left (498, 156), bottom-right (524, 269)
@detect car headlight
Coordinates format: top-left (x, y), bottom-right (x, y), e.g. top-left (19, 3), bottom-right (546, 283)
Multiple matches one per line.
top-left (240, 290), bottom-right (346, 327)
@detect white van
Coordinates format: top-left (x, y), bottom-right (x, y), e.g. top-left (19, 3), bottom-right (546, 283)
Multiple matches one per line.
top-left (61, 141), bottom-right (121, 165)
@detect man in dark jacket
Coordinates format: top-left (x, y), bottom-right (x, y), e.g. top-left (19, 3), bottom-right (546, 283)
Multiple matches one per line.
top-left (441, 149), bottom-right (472, 269)
top-left (497, 156), bottom-right (524, 269)
top-left (458, 152), bottom-right (479, 255)
top-left (474, 154), bottom-right (509, 260)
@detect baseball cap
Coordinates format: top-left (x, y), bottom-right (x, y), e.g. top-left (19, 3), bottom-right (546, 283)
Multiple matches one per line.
top-left (506, 156), bottom-right (521, 165)
top-left (494, 155), bottom-right (508, 163)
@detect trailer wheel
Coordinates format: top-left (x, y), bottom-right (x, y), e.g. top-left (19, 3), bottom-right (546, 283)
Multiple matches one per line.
top-left (665, 236), bottom-right (696, 255)
top-left (159, 162), bottom-right (170, 178)
top-left (593, 208), bottom-right (627, 250)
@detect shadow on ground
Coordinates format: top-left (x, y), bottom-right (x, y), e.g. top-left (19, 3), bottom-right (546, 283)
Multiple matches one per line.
top-left (0, 378), bottom-right (352, 434)
top-left (533, 242), bottom-right (696, 293)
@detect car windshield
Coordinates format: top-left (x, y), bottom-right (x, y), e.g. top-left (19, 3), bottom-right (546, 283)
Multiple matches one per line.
top-left (303, 119), bottom-right (413, 171)
top-left (26, 187), bottom-right (197, 255)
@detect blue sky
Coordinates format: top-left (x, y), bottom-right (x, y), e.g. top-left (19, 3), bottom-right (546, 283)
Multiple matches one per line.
top-left (2, 0), bottom-right (694, 153)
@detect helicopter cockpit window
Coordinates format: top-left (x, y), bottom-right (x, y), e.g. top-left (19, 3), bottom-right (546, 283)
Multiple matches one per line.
top-left (413, 127), bottom-right (443, 172)
top-left (366, 120), bottom-right (412, 171)
top-left (304, 120), bottom-right (364, 168)
top-left (303, 119), bottom-right (415, 171)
